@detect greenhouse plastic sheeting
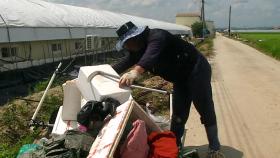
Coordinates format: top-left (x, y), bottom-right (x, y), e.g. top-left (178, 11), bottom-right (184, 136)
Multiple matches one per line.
top-left (0, 0), bottom-right (191, 43)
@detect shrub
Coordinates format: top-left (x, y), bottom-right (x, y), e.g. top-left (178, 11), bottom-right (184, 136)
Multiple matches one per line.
top-left (191, 22), bottom-right (204, 38)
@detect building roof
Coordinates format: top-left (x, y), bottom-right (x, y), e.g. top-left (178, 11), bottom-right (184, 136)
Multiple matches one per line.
top-left (0, 0), bottom-right (191, 43)
top-left (176, 13), bottom-right (201, 17)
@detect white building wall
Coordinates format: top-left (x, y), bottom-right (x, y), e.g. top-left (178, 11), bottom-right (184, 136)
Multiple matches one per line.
top-left (0, 37), bottom-right (118, 72)
top-left (176, 16), bottom-right (201, 27)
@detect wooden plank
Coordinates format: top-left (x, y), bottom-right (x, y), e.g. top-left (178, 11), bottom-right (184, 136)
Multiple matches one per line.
top-left (131, 101), bottom-right (162, 133)
top-left (87, 99), bottom-right (133, 158)
top-left (87, 99), bottom-right (162, 158)
top-left (108, 100), bottom-right (134, 158)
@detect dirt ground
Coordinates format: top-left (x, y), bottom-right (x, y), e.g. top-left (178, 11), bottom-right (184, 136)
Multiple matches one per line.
top-left (184, 33), bottom-right (280, 158)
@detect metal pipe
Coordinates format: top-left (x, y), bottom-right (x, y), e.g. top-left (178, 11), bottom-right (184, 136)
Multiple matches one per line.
top-left (96, 71), bottom-right (170, 94)
top-left (15, 97), bottom-right (52, 104)
top-left (48, 41), bottom-right (54, 63)
top-left (68, 27), bottom-right (73, 59)
top-left (24, 43), bottom-right (27, 61)
top-left (60, 41), bottom-right (63, 61)
top-left (84, 48), bottom-right (87, 65)
top-left (64, 40), bottom-right (68, 59)
top-left (228, 5), bottom-right (232, 37)
top-left (169, 93), bottom-right (173, 120)
top-left (0, 13), bottom-right (17, 69)
top-left (130, 84), bottom-right (168, 94)
top-left (182, 148), bottom-right (198, 156)
top-left (42, 41), bottom-right (47, 64)
top-left (31, 62), bottom-right (62, 121)
top-left (29, 43), bottom-right (33, 67)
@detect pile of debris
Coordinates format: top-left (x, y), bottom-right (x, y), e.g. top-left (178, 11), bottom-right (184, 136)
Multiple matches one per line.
top-left (15, 64), bottom-right (199, 158)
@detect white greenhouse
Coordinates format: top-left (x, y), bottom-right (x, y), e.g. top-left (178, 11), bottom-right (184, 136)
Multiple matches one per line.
top-left (0, 0), bottom-right (191, 72)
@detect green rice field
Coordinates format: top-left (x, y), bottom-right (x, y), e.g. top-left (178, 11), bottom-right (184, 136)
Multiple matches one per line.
top-left (238, 32), bottom-right (280, 60)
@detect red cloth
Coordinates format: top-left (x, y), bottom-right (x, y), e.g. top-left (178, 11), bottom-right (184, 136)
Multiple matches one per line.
top-left (148, 131), bottom-right (179, 158)
top-left (120, 120), bottom-right (149, 158)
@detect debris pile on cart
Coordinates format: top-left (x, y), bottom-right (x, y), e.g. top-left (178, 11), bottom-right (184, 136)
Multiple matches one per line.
top-left (17, 64), bottom-right (199, 158)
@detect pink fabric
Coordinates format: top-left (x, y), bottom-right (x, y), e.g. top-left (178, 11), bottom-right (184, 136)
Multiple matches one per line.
top-left (120, 120), bottom-right (149, 158)
top-left (78, 124), bottom-right (88, 132)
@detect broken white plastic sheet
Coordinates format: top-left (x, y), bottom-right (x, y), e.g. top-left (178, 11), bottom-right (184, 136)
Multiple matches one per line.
top-left (61, 79), bottom-right (81, 121)
top-left (52, 106), bottom-right (78, 135)
top-left (145, 104), bottom-right (171, 130)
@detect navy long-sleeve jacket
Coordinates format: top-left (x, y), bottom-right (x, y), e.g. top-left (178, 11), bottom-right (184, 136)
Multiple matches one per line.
top-left (112, 28), bottom-right (200, 83)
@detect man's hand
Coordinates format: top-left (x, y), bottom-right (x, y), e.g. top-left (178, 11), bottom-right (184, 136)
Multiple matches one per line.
top-left (119, 70), bottom-right (140, 87)
top-left (119, 65), bottom-right (144, 87)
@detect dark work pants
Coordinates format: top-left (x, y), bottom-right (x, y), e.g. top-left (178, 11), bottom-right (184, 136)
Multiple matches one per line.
top-left (170, 54), bottom-right (220, 150)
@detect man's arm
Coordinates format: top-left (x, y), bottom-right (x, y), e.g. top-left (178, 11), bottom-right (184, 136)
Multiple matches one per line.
top-left (136, 31), bottom-right (166, 70)
top-left (118, 31), bottom-right (167, 87)
top-left (112, 50), bottom-right (137, 74)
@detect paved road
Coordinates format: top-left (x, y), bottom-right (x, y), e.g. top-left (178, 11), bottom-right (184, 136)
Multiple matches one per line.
top-left (184, 33), bottom-right (280, 158)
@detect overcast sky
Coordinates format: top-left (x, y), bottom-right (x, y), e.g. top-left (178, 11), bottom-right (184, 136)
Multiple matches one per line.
top-left (47, 0), bottom-right (280, 28)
